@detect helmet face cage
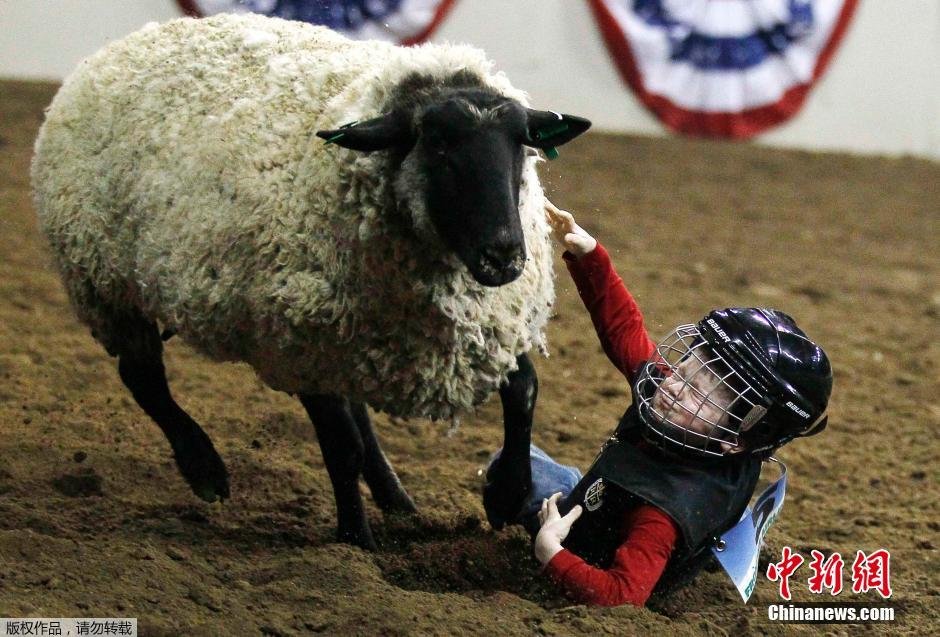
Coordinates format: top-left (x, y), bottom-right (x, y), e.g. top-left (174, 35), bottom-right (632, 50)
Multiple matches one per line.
top-left (635, 324), bottom-right (769, 458)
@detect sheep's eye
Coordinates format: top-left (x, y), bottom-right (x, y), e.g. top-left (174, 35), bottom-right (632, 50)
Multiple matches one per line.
top-left (424, 134), bottom-right (449, 153)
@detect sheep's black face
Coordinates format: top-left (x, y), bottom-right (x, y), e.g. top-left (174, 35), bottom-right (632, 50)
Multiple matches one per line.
top-left (316, 91), bottom-right (590, 287)
top-left (419, 97), bottom-right (529, 287)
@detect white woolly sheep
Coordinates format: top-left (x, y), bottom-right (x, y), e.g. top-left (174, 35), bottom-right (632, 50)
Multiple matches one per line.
top-left (32, 13), bottom-right (590, 548)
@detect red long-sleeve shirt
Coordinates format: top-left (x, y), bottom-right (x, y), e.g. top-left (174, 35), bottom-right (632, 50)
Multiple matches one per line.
top-left (542, 243), bottom-right (679, 607)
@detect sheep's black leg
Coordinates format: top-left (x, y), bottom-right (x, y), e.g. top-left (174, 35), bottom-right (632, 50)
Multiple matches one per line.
top-left (349, 402), bottom-right (417, 515)
top-left (114, 315), bottom-right (229, 503)
top-left (483, 353), bottom-right (537, 529)
top-left (300, 394), bottom-right (377, 551)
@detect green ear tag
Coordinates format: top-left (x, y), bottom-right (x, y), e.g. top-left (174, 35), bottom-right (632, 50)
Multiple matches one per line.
top-left (545, 146), bottom-right (559, 160)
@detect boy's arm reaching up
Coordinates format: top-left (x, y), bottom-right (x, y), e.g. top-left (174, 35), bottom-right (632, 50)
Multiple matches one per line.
top-left (545, 201), bottom-right (656, 381)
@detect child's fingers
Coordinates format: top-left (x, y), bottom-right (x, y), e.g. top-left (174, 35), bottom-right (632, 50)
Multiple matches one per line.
top-left (545, 202), bottom-right (574, 227)
top-left (540, 494), bottom-right (560, 525)
top-left (561, 504), bottom-right (583, 527)
top-left (539, 497), bottom-right (552, 524)
top-left (546, 492), bottom-right (562, 519)
top-left (552, 210), bottom-right (574, 230)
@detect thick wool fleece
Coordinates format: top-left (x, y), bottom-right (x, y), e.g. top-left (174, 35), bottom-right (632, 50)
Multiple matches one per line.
top-left (32, 14), bottom-right (554, 420)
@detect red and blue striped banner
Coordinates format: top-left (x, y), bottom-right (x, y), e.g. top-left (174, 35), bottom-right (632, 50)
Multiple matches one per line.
top-left (178, 0), bottom-right (456, 45)
top-left (587, 0), bottom-right (859, 138)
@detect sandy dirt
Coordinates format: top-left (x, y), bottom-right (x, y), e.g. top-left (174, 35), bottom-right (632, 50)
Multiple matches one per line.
top-left (1, 79), bottom-right (937, 636)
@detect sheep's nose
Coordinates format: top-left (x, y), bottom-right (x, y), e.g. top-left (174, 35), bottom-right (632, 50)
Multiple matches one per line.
top-left (481, 243), bottom-right (523, 267)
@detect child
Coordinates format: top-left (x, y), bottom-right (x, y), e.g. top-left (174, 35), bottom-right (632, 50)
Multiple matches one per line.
top-left (485, 200), bottom-right (833, 607)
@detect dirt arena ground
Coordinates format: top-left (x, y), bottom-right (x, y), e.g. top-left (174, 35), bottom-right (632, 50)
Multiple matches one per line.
top-left (1, 79), bottom-right (937, 636)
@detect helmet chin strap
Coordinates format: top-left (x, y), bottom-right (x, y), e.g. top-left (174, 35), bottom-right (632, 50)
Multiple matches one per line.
top-left (739, 404), bottom-right (768, 432)
top-left (800, 410), bottom-right (828, 436)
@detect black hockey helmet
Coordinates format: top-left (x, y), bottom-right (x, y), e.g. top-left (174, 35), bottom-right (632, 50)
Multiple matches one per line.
top-left (635, 307), bottom-right (832, 459)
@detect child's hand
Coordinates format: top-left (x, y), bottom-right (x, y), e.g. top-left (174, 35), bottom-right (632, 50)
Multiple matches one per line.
top-left (545, 199), bottom-right (597, 257)
top-left (534, 492), bottom-right (583, 566)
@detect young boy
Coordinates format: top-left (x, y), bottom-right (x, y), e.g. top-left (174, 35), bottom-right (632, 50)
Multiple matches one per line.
top-left (485, 201), bottom-right (833, 607)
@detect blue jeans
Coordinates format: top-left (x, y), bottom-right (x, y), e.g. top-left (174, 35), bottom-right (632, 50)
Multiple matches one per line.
top-left (485, 444), bottom-right (583, 524)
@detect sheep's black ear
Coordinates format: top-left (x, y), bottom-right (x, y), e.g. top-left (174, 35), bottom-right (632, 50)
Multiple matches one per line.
top-left (316, 112), bottom-right (412, 152)
top-left (524, 110), bottom-right (591, 153)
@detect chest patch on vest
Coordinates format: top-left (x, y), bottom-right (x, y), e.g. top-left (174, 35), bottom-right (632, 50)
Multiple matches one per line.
top-left (584, 478), bottom-right (606, 512)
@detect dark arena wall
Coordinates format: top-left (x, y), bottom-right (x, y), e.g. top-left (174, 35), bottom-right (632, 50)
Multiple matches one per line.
top-left (1, 79), bottom-right (937, 635)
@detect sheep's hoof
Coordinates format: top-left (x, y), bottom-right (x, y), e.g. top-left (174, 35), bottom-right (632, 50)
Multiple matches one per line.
top-left (482, 477), bottom-right (530, 531)
top-left (172, 439), bottom-right (231, 503)
top-left (192, 482), bottom-right (225, 504)
top-left (483, 460), bottom-right (532, 531)
top-left (182, 463), bottom-right (230, 504)
top-left (337, 524), bottom-right (378, 551)
top-left (377, 490), bottom-right (418, 516)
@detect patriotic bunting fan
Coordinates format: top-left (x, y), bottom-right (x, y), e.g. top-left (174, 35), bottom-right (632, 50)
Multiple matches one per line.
top-left (178, 0), bottom-right (456, 45)
top-left (587, 0), bottom-right (858, 138)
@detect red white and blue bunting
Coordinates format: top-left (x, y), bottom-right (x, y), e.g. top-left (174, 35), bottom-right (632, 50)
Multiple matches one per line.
top-left (587, 0), bottom-right (859, 138)
top-left (177, 0), bottom-right (456, 45)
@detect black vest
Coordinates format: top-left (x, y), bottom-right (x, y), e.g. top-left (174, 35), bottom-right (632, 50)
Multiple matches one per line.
top-left (557, 405), bottom-right (763, 595)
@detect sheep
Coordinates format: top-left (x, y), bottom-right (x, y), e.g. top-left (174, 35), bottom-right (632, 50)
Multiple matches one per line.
top-left (31, 13), bottom-right (590, 549)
